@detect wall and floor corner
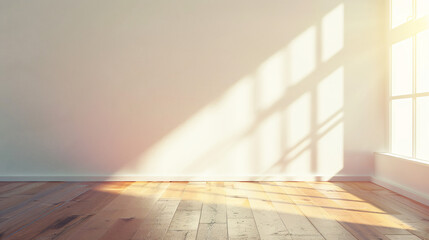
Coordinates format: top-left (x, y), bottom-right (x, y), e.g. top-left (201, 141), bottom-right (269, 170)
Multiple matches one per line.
top-left (371, 0), bottom-right (429, 207)
top-left (373, 153), bottom-right (429, 206)
top-left (0, 0), bottom-right (388, 181)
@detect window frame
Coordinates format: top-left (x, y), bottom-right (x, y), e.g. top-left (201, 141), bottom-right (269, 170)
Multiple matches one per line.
top-left (389, 0), bottom-right (429, 160)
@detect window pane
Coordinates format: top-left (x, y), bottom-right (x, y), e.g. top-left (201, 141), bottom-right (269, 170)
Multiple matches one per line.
top-left (417, 0), bottom-right (429, 19)
top-left (392, 0), bottom-right (413, 28)
top-left (391, 98), bottom-right (413, 157)
top-left (417, 29), bottom-right (429, 93)
top-left (392, 38), bottom-right (413, 96)
top-left (416, 97), bottom-right (429, 160)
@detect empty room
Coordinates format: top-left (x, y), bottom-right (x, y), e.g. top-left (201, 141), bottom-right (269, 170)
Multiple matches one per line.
top-left (0, 0), bottom-right (429, 239)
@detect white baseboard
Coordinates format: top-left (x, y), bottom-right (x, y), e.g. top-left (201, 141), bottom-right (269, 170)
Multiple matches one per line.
top-left (0, 175), bottom-right (371, 182)
top-left (371, 176), bottom-right (429, 207)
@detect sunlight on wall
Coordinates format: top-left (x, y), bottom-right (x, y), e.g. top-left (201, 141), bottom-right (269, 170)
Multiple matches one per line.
top-left (257, 51), bottom-right (287, 110)
top-left (283, 143), bottom-right (312, 175)
top-left (227, 134), bottom-right (254, 174)
top-left (317, 67), bottom-right (344, 124)
top-left (258, 112), bottom-right (282, 171)
top-left (114, 3), bottom-right (346, 177)
top-left (318, 122), bottom-right (344, 174)
top-left (285, 93), bottom-right (311, 147)
top-left (0, 0), bottom-right (389, 178)
top-left (317, 67), bottom-right (344, 174)
top-left (281, 92), bottom-right (312, 175)
top-left (256, 25), bottom-right (318, 111)
top-left (129, 76), bottom-right (256, 175)
top-left (290, 26), bottom-right (316, 85)
top-left (321, 4), bottom-right (344, 62)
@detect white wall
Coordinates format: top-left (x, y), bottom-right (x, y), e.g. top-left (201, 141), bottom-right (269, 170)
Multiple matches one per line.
top-left (373, 153), bottom-right (429, 206)
top-left (0, 0), bottom-right (387, 180)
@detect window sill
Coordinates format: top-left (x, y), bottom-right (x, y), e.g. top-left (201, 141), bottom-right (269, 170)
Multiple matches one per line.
top-left (375, 152), bottom-right (429, 167)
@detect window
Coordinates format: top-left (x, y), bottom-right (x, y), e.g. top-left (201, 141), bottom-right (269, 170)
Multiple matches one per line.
top-left (390, 0), bottom-right (429, 160)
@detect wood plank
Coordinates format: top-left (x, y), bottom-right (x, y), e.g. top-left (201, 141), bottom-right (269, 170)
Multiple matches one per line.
top-left (340, 221), bottom-right (390, 240)
top-left (61, 182), bottom-right (169, 240)
top-left (0, 182), bottom-right (45, 198)
top-left (0, 182), bottom-right (27, 195)
top-left (0, 183), bottom-right (92, 239)
top-left (165, 183), bottom-right (204, 237)
top-left (298, 182), bottom-right (397, 240)
top-left (236, 182), bottom-right (290, 239)
top-left (225, 182), bottom-right (259, 239)
top-left (0, 182), bottom-right (64, 217)
top-left (200, 182), bottom-right (227, 224)
top-left (276, 182), bottom-right (357, 240)
top-left (227, 218), bottom-right (260, 240)
top-left (0, 182), bottom-right (62, 213)
top-left (385, 235), bottom-right (423, 240)
top-left (290, 236), bottom-right (326, 240)
top-left (99, 217), bottom-right (143, 240)
top-left (164, 230), bottom-right (197, 239)
top-left (225, 182), bottom-right (254, 219)
top-left (338, 182), bottom-right (429, 239)
top-left (168, 210), bottom-right (201, 231)
top-left (5, 182), bottom-right (131, 240)
top-left (132, 199), bottom-right (180, 239)
top-left (313, 182), bottom-right (412, 235)
top-left (259, 182), bottom-right (323, 239)
top-left (196, 223), bottom-right (228, 240)
top-left (0, 181), bottom-right (426, 240)
top-left (132, 182), bottom-right (187, 240)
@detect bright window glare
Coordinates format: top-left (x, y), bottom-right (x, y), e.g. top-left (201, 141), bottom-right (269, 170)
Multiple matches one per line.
top-left (416, 97), bottom-right (429, 160)
top-left (392, 38), bottom-right (413, 96)
top-left (321, 4), bottom-right (344, 62)
top-left (416, 29), bottom-right (429, 93)
top-left (391, 0), bottom-right (413, 29)
top-left (389, 0), bottom-right (429, 161)
top-left (391, 98), bottom-right (413, 157)
top-left (417, 0), bottom-right (429, 19)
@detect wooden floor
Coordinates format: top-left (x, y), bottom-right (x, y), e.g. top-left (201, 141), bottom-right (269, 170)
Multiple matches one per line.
top-left (0, 182), bottom-right (428, 240)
